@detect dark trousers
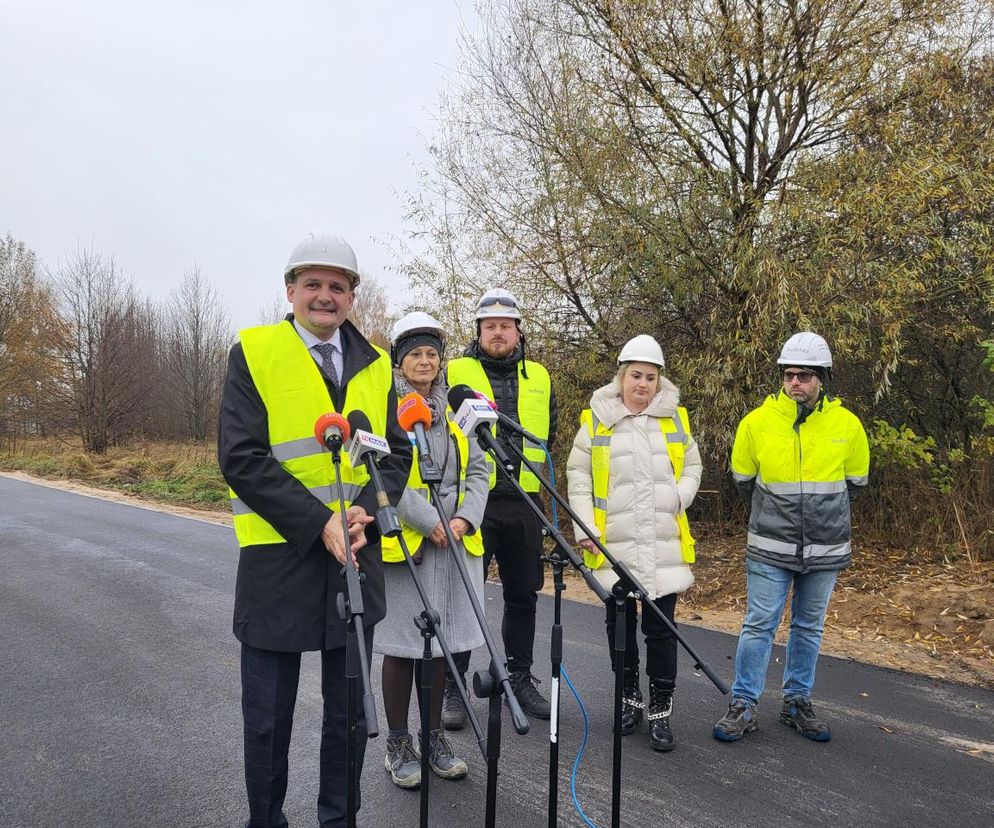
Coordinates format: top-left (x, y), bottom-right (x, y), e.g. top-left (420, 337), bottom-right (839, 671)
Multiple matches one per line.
top-left (605, 593), bottom-right (678, 682)
top-left (453, 492), bottom-right (545, 676)
top-left (241, 638), bottom-right (373, 828)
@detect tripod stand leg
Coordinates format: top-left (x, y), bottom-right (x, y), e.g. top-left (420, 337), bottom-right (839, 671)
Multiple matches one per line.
top-left (547, 559), bottom-right (565, 828)
top-left (346, 628), bottom-right (359, 828)
top-left (610, 591), bottom-right (628, 828)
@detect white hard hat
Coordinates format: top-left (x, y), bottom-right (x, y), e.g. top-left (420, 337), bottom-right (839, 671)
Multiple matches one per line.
top-left (390, 311), bottom-right (446, 366)
top-left (617, 335), bottom-right (665, 369)
top-left (475, 287), bottom-right (522, 321)
top-left (284, 232), bottom-right (361, 286)
top-left (777, 332), bottom-right (833, 369)
top-left (390, 311), bottom-right (446, 345)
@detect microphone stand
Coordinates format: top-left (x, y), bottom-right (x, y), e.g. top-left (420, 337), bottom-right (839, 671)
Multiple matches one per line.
top-left (499, 437), bottom-right (730, 828)
top-left (380, 510), bottom-right (490, 828)
top-left (325, 434), bottom-right (379, 828)
top-left (474, 439), bottom-right (610, 828)
top-left (421, 466), bottom-right (533, 828)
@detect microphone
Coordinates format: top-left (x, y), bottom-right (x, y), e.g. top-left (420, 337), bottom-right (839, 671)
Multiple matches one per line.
top-left (447, 384), bottom-right (514, 473)
top-left (346, 411), bottom-right (401, 537)
top-left (396, 392), bottom-right (444, 484)
top-left (472, 391), bottom-right (546, 446)
top-left (314, 412), bottom-right (350, 453)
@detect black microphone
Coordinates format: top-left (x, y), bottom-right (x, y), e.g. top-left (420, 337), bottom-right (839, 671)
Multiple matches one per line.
top-left (346, 410), bottom-right (401, 538)
top-left (447, 384), bottom-right (515, 473)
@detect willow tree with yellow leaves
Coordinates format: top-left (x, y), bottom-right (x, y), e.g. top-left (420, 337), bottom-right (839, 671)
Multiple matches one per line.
top-left (401, 0), bottom-right (994, 553)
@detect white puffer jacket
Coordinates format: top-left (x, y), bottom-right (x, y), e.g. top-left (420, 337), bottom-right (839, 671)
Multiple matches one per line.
top-left (566, 378), bottom-right (703, 599)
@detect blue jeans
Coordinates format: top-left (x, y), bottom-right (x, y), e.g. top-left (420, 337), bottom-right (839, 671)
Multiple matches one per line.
top-left (731, 558), bottom-right (838, 705)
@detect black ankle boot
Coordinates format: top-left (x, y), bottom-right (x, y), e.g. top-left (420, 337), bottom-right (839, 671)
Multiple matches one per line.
top-left (621, 669), bottom-right (644, 735)
top-left (648, 678), bottom-right (675, 752)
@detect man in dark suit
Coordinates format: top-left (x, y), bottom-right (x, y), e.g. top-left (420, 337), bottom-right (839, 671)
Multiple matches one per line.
top-left (218, 232), bottom-right (411, 828)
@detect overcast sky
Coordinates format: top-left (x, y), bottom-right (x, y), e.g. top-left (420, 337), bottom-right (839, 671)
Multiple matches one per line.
top-left (0, 0), bottom-right (475, 328)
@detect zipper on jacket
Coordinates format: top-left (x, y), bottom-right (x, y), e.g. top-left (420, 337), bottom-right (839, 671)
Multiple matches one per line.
top-left (794, 412), bottom-right (806, 572)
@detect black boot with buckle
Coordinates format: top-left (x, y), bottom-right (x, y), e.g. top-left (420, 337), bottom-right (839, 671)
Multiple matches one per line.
top-left (647, 678), bottom-right (675, 752)
top-left (621, 669), bottom-right (644, 735)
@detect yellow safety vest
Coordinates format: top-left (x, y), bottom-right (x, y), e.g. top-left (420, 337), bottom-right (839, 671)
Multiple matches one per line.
top-left (381, 408), bottom-right (484, 561)
top-left (579, 406), bottom-right (696, 570)
top-left (446, 356), bottom-right (551, 492)
top-left (229, 321), bottom-right (392, 547)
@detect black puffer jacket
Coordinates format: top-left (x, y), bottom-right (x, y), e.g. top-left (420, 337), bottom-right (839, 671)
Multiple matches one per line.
top-left (463, 340), bottom-right (558, 496)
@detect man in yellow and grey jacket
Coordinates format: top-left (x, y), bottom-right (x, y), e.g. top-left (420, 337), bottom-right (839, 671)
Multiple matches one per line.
top-left (713, 332), bottom-right (869, 745)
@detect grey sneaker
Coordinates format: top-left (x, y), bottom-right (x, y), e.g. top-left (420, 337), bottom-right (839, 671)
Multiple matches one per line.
top-left (441, 672), bottom-right (468, 731)
top-left (713, 699), bottom-right (759, 742)
top-left (780, 697), bottom-right (831, 742)
top-left (509, 671), bottom-right (551, 720)
top-left (424, 728), bottom-right (467, 780)
top-left (384, 734), bottom-right (421, 789)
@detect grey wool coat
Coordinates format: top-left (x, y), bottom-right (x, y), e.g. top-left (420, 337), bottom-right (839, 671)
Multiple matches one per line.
top-left (373, 380), bottom-right (490, 658)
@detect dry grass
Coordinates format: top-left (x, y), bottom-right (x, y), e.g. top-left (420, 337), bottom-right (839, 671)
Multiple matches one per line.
top-left (0, 437), bottom-right (228, 510)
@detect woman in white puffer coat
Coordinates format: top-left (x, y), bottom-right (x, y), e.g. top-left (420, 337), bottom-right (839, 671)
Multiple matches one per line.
top-left (566, 334), bottom-right (702, 751)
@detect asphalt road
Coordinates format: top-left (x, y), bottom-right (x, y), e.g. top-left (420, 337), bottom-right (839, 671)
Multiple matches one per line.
top-left (2, 474), bottom-right (992, 828)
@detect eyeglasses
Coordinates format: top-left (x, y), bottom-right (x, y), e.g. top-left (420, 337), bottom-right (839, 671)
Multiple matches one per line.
top-left (478, 295), bottom-right (518, 309)
top-left (783, 370), bottom-right (817, 383)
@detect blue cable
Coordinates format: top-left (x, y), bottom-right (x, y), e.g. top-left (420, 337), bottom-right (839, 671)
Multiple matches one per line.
top-left (561, 666), bottom-right (601, 828)
top-left (542, 442), bottom-right (599, 826)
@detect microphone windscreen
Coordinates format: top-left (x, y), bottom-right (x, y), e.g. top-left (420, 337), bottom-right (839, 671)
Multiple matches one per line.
top-left (347, 409), bottom-right (373, 435)
top-left (447, 384), bottom-right (477, 413)
top-left (397, 392), bottom-right (432, 432)
top-left (314, 411), bottom-right (350, 444)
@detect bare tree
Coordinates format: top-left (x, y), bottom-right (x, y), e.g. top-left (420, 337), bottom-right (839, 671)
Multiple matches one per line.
top-left (255, 289), bottom-right (290, 326)
top-left (161, 267), bottom-right (233, 440)
top-left (0, 233), bottom-right (37, 356)
top-left (349, 272), bottom-right (396, 350)
top-left (51, 249), bottom-right (156, 453)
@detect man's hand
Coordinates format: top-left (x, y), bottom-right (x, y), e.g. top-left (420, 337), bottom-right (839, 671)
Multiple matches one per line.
top-left (578, 538), bottom-right (598, 553)
top-left (322, 506), bottom-right (374, 567)
top-left (449, 517), bottom-right (471, 542)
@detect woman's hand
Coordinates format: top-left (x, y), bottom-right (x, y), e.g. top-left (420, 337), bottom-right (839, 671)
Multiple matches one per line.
top-left (449, 517), bottom-right (471, 541)
top-left (428, 521), bottom-right (448, 547)
top-left (578, 538), bottom-right (598, 553)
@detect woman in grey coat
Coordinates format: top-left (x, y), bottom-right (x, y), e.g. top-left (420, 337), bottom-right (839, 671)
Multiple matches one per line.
top-left (375, 312), bottom-right (489, 790)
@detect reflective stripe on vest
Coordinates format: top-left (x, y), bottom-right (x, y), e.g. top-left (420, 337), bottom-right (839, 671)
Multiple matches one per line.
top-left (446, 356), bottom-right (551, 492)
top-left (579, 406), bottom-right (696, 570)
top-left (381, 408), bottom-right (484, 561)
top-left (229, 321), bottom-right (392, 547)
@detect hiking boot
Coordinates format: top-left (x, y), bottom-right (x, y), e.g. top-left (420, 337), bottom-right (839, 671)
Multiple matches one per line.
top-left (441, 672), bottom-right (468, 731)
top-left (423, 728), bottom-right (468, 780)
top-left (384, 734), bottom-right (421, 789)
top-left (620, 670), bottom-right (643, 736)
top-left (508, 671), bottom-right (551, 720)
top-left (779, 697), bottom-right (831, 742)
top-left (713, 699), bottom-right (759, 742)
top-left (647, 678), bottom-right (675, 752)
